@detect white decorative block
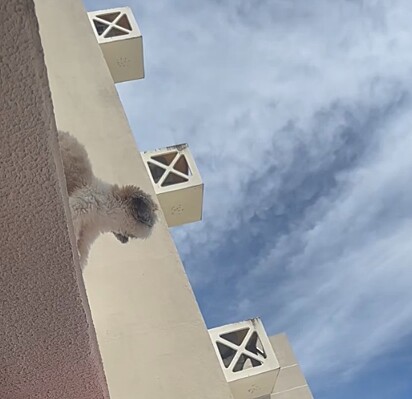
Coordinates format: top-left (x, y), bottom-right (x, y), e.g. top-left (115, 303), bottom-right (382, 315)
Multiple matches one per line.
top-left (87, 7), bottom-right (144, 83)
top-left (209, 319), bottom-right (280, 399)
top-left (141, 144), bottom-right (203, 227)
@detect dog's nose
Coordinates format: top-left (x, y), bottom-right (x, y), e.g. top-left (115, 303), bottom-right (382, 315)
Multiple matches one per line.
top-left (113, 232), bottom-right (129, 243)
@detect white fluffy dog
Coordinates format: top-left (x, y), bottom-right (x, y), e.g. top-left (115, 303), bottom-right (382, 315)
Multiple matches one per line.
top-left (58, 130), bottom-right (158, 268)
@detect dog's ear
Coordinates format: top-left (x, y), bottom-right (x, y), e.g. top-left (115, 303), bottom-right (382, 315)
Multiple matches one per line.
top-left (115, 185), bottom-right (158, 228)
top-left (131, 194), bottom-right (157, 227)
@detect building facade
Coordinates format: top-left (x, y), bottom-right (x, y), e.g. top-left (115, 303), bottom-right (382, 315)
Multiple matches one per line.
top-left (0, 1), bottom-right (314, 398)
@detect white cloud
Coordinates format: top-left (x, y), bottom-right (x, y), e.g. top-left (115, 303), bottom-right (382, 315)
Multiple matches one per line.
top-left (242, 112), bottom-right (412, 381)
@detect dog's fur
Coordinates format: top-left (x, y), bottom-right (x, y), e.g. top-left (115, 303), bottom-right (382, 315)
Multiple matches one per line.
top-left (58, 130), bottom-right (158, 268)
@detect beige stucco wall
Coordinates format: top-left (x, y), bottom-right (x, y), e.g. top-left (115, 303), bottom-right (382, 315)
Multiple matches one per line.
top-left (0, 2), bottom-right (110, 398)
top-left (34, 1), bottom-right (234, 398)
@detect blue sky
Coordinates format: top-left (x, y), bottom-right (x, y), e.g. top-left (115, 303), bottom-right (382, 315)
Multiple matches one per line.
top-left (85, 1), bottom-right (412, 397)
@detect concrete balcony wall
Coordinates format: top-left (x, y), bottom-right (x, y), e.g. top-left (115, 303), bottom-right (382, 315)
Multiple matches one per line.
top-left (0, 1), bottom-right (110, 398)
top-left (34, 1), bottom-right (234, 398)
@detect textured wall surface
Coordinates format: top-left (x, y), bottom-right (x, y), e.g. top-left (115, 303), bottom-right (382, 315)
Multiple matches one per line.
top-left (34, 0), bottom-right (235, 398)
top-left (0, 2), bottom-right (110, 398)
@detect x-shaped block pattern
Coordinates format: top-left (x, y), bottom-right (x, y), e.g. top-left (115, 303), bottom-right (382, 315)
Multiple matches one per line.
top-left (209, 319), bottom-right (280, 384)
top-left (215, 327), bottom-right (267, 373)
top-left (141, 143), bottom-right (203, 226)
top-left (143, 144), bottom-right (201, 190)
top-left (91, 10), bottom-right (133, 39)
top-left (87, 7), bottom-right (144, 83)
top-left (145, 145), bottom-right (194, 189)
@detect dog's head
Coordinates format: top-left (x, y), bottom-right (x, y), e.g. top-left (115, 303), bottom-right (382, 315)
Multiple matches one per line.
top-left (112, 185), bottom-right (159, 244)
